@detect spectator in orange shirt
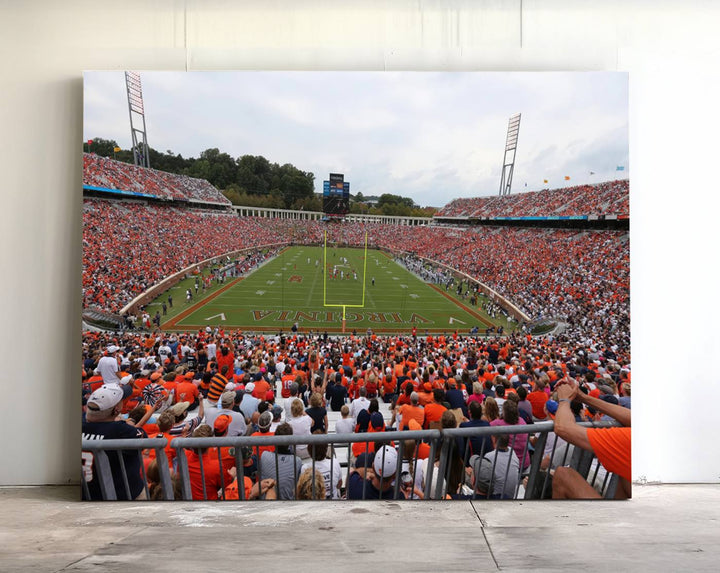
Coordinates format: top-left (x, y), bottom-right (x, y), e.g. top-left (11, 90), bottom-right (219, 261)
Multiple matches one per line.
top-left (552, 377), bottom-right (631, 499)
top-left (380, 372), bottom-right (397, 404)
top-left (394, 381), bottom-right (414, 409)
top-left (417, 382), bottom-right (434, 407)
top-left (216, 344), bottom-right (235, 377)
top-left (186, 425), bottom-right (229, 500)
top-left (251, 376), bottom-right (271, 400)
top-left (224, 466), bottom-right (276, 501)
top-left (395, 392), bottom-right (425, 431)
top-left (527, 379), bottom-right (549, 420)
top-left (175, 373), bottom-right (200, 410)
top-left (212, 415), bottom-right (237, 481)
top-left (126, 402), bottom-right (162, 434)
top-left (365, 373), bottom-right (379, 399)
top-left (424, 389), bottom-right (447, 429)
top-left (162, 372), bottom-right (180, 397)
top-left (139, 408), bottom-right (177, 479)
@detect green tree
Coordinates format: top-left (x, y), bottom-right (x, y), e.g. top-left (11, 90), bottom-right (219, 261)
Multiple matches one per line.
top-left (84, 137), bottom-right (119, 156)
top-left (350, 201), bottom-right (370, 214)
top-left (377, 193), bottom-right (415, 210)
top-left (236, 155), bottom-right (270, 194)
top-left (85, 139), bottom-right (318, 204)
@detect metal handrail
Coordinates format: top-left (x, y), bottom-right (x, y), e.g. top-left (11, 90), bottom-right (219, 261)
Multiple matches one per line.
top-left (81, 421), bottom-right (621, 501)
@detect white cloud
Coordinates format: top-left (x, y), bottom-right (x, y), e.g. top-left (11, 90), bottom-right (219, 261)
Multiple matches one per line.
top-left (84, 71), bottom-right (628, 207)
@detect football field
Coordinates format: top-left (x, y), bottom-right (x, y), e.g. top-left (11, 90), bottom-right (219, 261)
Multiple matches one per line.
top-left (160, 246), bottom-right (500, 334)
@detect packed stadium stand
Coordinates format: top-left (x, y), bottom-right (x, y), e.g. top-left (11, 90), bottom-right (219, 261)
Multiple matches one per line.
top-left (83, 153), bottom-right (232, 204)
top-left (81, 160), bottom-right (631, 502)
top-left (83, 198), bottom-right (270, 313)
top-left (83, 199), bottom-right (629, 348)
top-left (435, 180), bottom-right (629, 219)
top-left (82, 327), bottom-right (629, 501)
top-left (373, 226), bottom-right (630, 349)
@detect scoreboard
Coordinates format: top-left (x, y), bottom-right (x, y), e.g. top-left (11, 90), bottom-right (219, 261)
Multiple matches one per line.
top-left (323, 173), bottom-right (350, 216)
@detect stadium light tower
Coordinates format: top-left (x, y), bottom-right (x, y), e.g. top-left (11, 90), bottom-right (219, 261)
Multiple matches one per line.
top-left (498, 113), bottom-right (521, 197)
top-left (125, 71), bottom-right (151, 168)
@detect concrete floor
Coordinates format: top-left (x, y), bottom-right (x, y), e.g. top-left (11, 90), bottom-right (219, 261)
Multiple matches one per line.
top-left (1, 485), bottom-right (718, 572)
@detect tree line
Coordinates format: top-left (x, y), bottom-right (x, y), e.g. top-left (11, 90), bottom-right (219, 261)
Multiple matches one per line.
top-left (84, 138), bottom-right (435, 216)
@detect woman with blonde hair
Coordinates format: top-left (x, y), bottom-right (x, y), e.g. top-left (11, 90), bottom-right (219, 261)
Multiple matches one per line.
top-left (287, 398), bottom-right (313, 459)
top-left (296, 467), bottom-right (326, 500)
top-left (467, 381), bottom-right (484, 407)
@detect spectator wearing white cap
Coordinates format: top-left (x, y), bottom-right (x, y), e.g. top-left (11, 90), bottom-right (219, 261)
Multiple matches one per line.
top-left (347, 445), bottom-right (410, 499)
top-left (239, 383), bottom-right (260, 419)
top-left (96, 345), bottom-right (121, 385)
top-left (82, 383), bottom-right (147, 500)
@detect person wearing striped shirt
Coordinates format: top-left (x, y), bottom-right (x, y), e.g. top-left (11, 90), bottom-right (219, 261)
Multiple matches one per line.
top-left (207, 365), bottom-right (231, 404)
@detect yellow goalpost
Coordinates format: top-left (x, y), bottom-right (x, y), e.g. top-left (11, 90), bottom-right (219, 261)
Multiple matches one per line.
top-left (323, 229), bottom-right (368, 332)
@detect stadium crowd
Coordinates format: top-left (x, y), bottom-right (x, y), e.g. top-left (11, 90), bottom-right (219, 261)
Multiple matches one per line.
top-left (81, 157), bottom-right (631, 501)
top-left (376, 226), bottom-right (630, 349)
top-left (83, 198), bottom-right (629, 346)
top-left (82, 327), bottom-right (631, 501)
top-left (314, 223), bottom-right (629, 349)
top-left (83, 199), bottom-right (290, 313)
top-left (83, 153), bottom-right (231, 204)
top-left (436, 180), bottom-right (629, 218)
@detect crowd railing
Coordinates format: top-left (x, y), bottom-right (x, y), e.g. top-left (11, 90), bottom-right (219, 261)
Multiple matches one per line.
top-left (81, 421), bottom-right (619, 501)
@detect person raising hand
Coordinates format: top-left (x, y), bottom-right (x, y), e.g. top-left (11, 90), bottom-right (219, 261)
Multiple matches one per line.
top-left (551, 376), bottom-right (631, 499)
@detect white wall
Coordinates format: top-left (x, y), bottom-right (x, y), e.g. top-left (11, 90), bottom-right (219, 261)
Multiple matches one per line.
top-left (1, 0), bottom-right (718, 485)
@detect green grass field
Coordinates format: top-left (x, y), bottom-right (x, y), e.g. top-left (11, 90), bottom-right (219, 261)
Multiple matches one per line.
top-left (155, 246), bottom-right (510, 334)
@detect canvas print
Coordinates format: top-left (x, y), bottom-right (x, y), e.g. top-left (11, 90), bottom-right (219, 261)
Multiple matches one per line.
top-left (81, 71), bottom-right (630, 501)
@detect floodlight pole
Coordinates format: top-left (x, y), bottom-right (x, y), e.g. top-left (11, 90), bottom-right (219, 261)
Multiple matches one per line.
top-left (125, 71), bottom-right (151, 169)
top-left (498, 113), bottom-right (521, 197)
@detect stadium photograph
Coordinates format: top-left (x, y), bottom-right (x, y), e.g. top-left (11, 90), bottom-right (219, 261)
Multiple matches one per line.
top-left (81, 71), bottom-right (630, 502)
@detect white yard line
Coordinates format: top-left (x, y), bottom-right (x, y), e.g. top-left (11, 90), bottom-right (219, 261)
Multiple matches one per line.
top-left (305, 259), bottom-right (321, 307)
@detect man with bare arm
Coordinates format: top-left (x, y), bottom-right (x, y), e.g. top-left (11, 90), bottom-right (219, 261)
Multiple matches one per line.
top-left (551, 376), bottom-right (631, 499)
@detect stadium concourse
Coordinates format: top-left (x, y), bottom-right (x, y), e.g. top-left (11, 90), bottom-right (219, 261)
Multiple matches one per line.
top-left (81, 153), bottom-right (631, 502)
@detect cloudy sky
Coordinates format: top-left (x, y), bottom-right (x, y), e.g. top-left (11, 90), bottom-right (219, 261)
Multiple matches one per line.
top-left (84, 71), bottom-right (628, 208)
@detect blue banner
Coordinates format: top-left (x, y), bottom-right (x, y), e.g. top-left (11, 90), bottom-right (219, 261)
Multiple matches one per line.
top-left (83, 185), bottom-right (157, 199)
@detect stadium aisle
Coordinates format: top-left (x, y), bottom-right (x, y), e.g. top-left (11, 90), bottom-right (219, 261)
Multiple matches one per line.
top-left (3, 485), bottom-right (719, 571)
